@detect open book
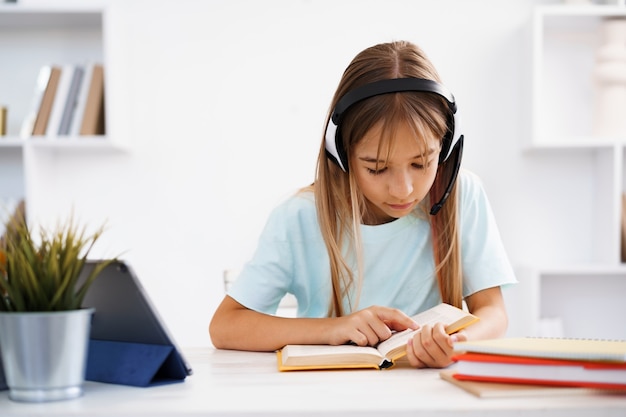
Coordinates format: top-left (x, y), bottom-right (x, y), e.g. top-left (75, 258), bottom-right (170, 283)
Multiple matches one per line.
top-left (277, 303), bottom-right (478, 371)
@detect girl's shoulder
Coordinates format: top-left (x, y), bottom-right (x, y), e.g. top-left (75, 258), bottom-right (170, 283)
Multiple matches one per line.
top-left (263, 190), bottom-right (320, 241)
top-left (273, 190), bottom-right (315, 213)
top-left (458, 169), bottom-right (487, 199)
top-left (266, 190), bottom-right (317, 224)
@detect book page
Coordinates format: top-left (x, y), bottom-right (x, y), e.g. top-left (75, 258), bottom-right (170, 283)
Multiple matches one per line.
top-left (376, 328), bottom-right (419, 360)
top-left (280, 344), bottom-right (383, 367)
top-left (377, 303), bottom-right (478, 360)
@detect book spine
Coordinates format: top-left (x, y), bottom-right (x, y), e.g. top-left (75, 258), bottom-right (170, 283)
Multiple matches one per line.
top-left (69, 63), bottom-right (95, 136)
top-left (32, 66), bottom-right (62, 136)
top-left (46, 64), bottom-right (75, 139)
top-left (79, 64), bottom-right (105, 135)
top-left (0, 106), bottom-right (6, 136)
top-left (58, 66), bottom-right (85, 136)
top-left (20, 65), bottom-right (52, 138)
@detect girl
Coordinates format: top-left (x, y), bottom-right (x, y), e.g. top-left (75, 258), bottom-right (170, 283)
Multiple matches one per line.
top-left (209, 40), bottom-right (516, 368)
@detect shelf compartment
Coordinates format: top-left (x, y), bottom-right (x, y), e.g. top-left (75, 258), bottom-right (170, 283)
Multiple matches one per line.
top-left (531, 5), bottom-right (626, 147)
top-left (0, 6), bottom-right (104, 137)
top-left (539, 269), bottom-right (626, 340)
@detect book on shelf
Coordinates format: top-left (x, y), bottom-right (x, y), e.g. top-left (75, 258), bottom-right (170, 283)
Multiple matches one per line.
top-left (69, 63), bottom-right (95, 136)
top-left (277, 303), bottom-right (479, 371)
top-left (450, 351), bottom-right (626, 391)
top-left (46, 64), bottom-right (75, 138)
top-left (57, 65), bottom-right (85, 136)
top-left (453, 336), bottom-right (626, 362)
top-left (621, 192), bottom-right (626, 263)
top-left (31, 66), bottom-right (62, 136)
top-left (78, 63), bottom-right (105, 136)
top-left (20, 65), bottom-right (53, 138)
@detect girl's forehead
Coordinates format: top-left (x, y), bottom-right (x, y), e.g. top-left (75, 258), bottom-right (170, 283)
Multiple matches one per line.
top-left (354, 124), bottom-right (440, 162)
top-left (358, 121), bottom-right (438, 151)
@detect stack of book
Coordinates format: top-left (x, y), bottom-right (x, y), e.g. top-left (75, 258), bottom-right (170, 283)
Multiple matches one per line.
top-left (442, 337), bottom-right (626, 397)
top-left (20, 63), bottom-right (105, 138)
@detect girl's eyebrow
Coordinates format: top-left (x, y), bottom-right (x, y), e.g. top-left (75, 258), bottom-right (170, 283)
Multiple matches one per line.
top-left (358, 148), bottom-right (438, 163)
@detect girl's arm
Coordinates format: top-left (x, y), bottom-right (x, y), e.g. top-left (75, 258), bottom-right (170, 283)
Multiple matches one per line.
top-left (209, 295), bottom-right (419, 351)
top-left (405, 286), bottom-right (508, 368)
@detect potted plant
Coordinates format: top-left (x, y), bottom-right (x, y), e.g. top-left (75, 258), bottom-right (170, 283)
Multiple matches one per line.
top-left (0, 202), bottom-right (115, 402)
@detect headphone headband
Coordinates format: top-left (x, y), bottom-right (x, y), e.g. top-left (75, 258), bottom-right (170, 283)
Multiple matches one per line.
top-left (325, 78), bottom-right (462, 172)
top-left (331, 78), bottom-right (456, 125)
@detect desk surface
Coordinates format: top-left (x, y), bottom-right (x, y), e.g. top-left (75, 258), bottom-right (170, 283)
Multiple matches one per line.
top-left (2, 347), bottom-right (626, 417)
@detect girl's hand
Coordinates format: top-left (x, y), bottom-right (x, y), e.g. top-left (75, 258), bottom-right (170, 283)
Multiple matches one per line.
top-left (405, 323), bottom-right (468, 368)
top-left (328, 306), bottom-right (419, 347)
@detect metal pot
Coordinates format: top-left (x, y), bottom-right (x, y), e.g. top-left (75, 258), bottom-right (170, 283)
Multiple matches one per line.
top-left (0, 308), bottom-right (93, 402)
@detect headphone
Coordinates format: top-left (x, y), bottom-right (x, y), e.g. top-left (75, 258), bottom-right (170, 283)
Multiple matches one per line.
top-left (324, 77), bottom-right (464, 215)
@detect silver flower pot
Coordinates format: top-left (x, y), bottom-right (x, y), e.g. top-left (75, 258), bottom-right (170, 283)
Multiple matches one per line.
top-left (0, 308), bottom-right (94, 402)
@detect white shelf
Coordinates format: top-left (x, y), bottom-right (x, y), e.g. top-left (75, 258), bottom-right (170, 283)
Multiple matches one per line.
top-left (0, 4), bottom-right (103, 28)
top-left (521, 5), bottom-right (626, 340)
top-left (0, 136), bottom-right (120, 150)
top-left (531, 5), bottom-right (626, 148)
top-left (0, 4), bottom-right (124, 222)
top-left (0, 138), bottom-right (26, 148)
top-left (524, 263), bottom-right (626, 275)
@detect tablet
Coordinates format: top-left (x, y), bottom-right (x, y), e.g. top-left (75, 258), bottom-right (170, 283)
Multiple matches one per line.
top-left (80, 259), bottom-right (193, 377)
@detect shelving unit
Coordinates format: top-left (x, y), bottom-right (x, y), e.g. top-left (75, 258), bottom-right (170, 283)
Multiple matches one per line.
top-left (0, 3), bottom-right (124, 223)
top-left (524, 4), bottom-right (626, 340)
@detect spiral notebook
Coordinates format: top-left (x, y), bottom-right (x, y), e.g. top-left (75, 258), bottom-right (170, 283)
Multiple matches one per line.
top-left (453, 337), bottom-right (626, 362)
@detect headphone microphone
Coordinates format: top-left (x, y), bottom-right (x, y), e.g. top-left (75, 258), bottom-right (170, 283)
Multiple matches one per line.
top-left (324, 77), bottom-right (464, 215)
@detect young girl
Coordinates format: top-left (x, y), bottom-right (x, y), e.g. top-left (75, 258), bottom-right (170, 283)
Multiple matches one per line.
top-left (209, 40), bottom-right (516, 368)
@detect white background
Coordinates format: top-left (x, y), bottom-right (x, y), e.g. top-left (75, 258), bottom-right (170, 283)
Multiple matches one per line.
top-left (21, 0), bottom-right (584, 347)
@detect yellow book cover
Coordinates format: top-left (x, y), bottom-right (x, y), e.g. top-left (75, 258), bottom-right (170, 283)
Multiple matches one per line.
top-left (277, 303), bottom-right (479, 371)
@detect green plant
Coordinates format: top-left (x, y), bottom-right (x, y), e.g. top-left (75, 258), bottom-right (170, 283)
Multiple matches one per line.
top-left (0, 208), bottom-right (115, 312)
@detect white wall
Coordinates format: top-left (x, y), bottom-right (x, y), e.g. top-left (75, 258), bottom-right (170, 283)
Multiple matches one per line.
top-left (30, 0), bottom-right (560, 346)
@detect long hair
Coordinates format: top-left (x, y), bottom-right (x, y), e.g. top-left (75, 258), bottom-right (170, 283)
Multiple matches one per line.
top-left (306, 41), bottom-right (462, 317)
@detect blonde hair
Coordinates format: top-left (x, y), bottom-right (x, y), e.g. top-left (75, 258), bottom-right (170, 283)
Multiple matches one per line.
top-left (304, 41), bottom-right (462, 317)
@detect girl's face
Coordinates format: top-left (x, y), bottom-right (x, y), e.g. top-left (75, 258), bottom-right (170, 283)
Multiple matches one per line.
top-left (351, 122), bottom-right (440, 225)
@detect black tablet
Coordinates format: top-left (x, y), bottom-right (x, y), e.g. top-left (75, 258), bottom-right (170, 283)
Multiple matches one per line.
top-left (80, 260), bottom-right (193, 378)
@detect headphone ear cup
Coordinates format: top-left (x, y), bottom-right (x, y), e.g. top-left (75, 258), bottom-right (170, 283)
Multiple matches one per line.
top-left (324, 120), bottom-right (349, 172)
top-left (438, 131), bottom-right (453, 164)
top-left (430, 135), bottom-right (463, 215)
top-left (438, 111), bottom-right (457, 164)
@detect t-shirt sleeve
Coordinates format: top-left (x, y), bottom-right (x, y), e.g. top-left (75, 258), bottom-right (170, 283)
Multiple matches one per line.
top-left (227, 202), bottom-right (295, 315)
top-left (458, 171), bottom-right (517, 296)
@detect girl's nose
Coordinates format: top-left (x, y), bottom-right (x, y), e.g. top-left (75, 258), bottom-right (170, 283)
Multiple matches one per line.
top-left (388, 170), bottom-right (413, 199)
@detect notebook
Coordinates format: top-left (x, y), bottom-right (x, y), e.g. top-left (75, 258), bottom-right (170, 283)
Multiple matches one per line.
top-left (80, 259), bottom-right (193, 386)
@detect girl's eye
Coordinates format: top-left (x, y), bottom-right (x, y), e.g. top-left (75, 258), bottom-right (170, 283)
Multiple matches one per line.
top-left (413, 159), bottom-right (435, 170)
top-left (366, 167), bottom-right (387, 175)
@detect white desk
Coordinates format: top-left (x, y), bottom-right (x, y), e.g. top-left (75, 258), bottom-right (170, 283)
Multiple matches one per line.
top-left (2, 347), bottom-right (626, 417)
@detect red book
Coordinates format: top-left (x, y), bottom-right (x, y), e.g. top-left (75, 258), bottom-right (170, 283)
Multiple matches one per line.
top-left (452, 352), bottom-right (626, 390)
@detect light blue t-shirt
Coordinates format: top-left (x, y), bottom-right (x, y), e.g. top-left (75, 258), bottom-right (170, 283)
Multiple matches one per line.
top-left (229, 170), bottom-right (517, 317)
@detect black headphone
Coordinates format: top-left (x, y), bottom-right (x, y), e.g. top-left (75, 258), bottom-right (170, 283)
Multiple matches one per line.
top-left (324, 77), bottom-right (464, 215)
